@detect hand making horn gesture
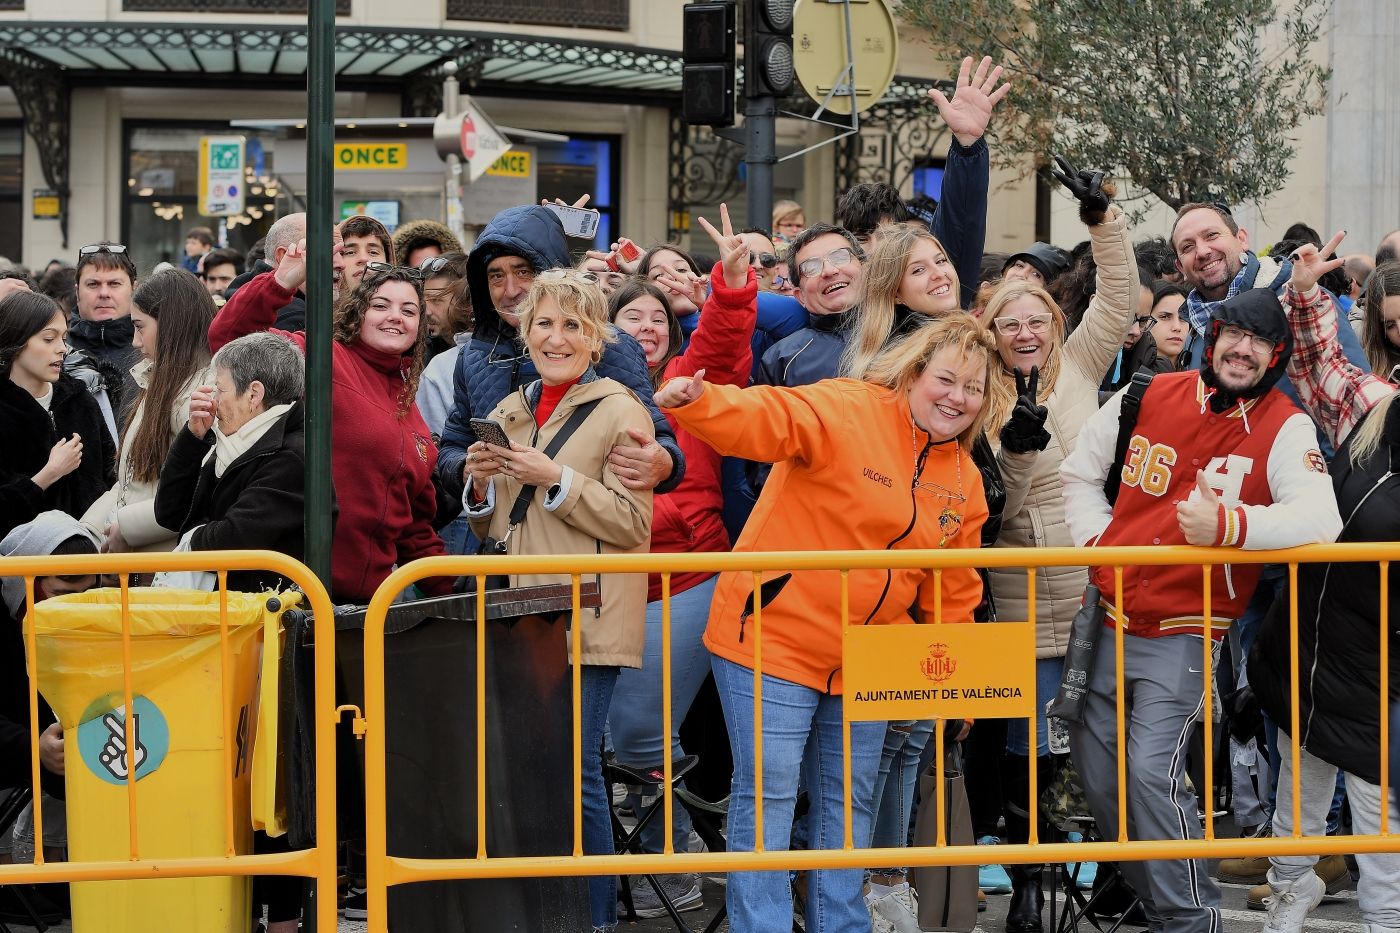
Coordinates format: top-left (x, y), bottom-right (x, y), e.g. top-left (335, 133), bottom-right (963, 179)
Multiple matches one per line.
top-left (1289, 229), bottom-right (1347, 294)
top-left (654, 368), bottom-right (707, 409)
top-left (697, 203), bottom-right (750, 291)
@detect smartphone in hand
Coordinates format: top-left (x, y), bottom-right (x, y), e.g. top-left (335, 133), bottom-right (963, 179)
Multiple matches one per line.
top-left (470, 417), bottom-right (512, 449)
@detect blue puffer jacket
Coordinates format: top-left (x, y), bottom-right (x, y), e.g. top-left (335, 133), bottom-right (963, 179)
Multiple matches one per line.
top-left (437, 205), bottom-right (685, 500)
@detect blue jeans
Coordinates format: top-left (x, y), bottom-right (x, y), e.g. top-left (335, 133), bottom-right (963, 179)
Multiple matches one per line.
top-left (439, 514), bottom-right (472, 555)
top-left (712, 655), bottom-right (886, 933)
top-left (608, 575), bottom-right (717, 853)
top-left (1006, 657), bottom-right (1066, 756)
top-left (870, 720), bottom-right (934, 854)
top-left (580, 665), bottom-right (620, 928)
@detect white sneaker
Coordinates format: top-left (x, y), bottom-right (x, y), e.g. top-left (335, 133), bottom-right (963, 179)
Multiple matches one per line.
top-left (1262, 870), bottom-right (1325, 933)
top-left (871, 885), bottom-right (924, 933)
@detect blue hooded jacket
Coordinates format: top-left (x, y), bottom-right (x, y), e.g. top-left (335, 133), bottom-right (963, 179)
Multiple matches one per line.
top-left (436, 205), bottom-right (685, 500)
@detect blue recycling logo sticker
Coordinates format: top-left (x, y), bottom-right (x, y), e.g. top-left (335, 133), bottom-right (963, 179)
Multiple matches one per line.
top-left (77, 695), bottom-right (170, 785)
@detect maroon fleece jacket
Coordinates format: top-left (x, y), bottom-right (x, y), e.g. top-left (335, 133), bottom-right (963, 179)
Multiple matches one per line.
top-left (209, 272), bottom-right (448, 601)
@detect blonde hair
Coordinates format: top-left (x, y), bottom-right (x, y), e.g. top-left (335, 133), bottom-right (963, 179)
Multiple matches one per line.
top-left (517, 270), bottom-right (616, 364)
top-left (1348, 390), bottom-right (1398, 467)
top-left (977, 280), bottom-right (1068, 438)
top-left (864, 312), bottom-right (998, 447)
top-left (843, 223), bottom-right (961, 380)
top-left (772, 199), bottom-right (805, 229)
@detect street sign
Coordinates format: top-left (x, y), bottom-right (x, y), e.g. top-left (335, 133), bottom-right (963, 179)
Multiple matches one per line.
top-left (198, 135), bottom-right (246, 216)
top-left (432, 95), bottom-right (512, 183)
top-left (792, 0), bottom-right (898, 115)
top-left (334, 143), bottom-right (408, 170)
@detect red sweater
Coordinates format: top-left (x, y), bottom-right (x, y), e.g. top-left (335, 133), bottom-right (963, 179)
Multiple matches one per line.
top-left (209, 272), bottom-right (448, 601)
top-left (648, 263), bottom-right (757, 601)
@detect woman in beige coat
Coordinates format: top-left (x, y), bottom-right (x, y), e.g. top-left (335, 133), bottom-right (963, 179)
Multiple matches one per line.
top-left (976, 174), bottom-right (1137, 930)
top-left (82, 269), bottom-right (216, 553)
top-left (464, 269), bottom-right (652, 932)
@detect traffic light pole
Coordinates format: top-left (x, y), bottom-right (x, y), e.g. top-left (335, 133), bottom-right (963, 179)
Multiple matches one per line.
top-left (745, 93), bottom-right (776, 233)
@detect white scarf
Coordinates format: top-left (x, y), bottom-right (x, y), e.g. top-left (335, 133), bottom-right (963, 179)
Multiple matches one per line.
top-left (209, 403), bottom-right (294, 478)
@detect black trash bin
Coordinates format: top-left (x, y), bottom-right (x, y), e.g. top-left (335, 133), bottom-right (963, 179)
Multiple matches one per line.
top-left (288, 584), bottom-right (600, 932)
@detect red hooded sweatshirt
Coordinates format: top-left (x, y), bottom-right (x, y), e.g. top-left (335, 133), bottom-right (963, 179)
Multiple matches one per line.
top-left (209, 272), bottom-right (448, 602)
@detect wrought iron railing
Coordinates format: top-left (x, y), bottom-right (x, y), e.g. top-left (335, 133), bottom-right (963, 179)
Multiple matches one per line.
top-left (446, 0), bottom-right (629, 30)
top-left (122, 0), bottom-right (351, 13)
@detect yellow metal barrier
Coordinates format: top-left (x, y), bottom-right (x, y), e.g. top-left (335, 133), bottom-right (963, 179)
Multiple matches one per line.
top-left (362, 544), bottom-right (1398, 930)
top-left (0, 550), bottom-right (339, 933)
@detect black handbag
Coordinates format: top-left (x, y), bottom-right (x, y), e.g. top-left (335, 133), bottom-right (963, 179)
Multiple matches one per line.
top-left (461, 398), bottom-right (603, 592)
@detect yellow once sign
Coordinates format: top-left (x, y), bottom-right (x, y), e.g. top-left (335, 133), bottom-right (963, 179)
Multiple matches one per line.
top-left (485, 150), bottom-right (532, 178)
top-left (844, 621), bottom-right (1036, 720)
top-left (334, 143), bottom-right (408, 170)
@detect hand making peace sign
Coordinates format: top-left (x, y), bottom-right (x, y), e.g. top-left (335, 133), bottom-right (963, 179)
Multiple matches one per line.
top-left (696, 203), bottom-right (751, 292)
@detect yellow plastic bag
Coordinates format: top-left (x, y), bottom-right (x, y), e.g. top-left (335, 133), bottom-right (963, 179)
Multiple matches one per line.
top-left (31, 587), bottom-right (297, 933)
top-left (251, 613), bottom-right (286, 837)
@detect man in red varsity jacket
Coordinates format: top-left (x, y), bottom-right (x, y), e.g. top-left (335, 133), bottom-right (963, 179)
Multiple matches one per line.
top-left (1058, 287), bottom-right (1342, 933)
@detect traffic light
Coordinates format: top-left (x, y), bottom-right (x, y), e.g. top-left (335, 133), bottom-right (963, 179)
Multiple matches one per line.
top-left (745, 0), bottom-right (794, 98)
top-left (682, 1), bottom-right (737, 127)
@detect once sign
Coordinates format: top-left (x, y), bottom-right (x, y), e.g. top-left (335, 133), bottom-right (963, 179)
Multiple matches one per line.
top-left (334, 143), bottom-right (409, 170)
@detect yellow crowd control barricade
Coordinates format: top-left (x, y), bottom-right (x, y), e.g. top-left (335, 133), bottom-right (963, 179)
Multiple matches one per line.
top-left (359, 544), bottom-right (1398, 933)
top-left (0, 551), bottom-right (339, 933)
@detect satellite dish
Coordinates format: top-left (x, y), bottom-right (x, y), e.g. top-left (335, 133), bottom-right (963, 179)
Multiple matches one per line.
top-left (792, 0), bottom-right (899, 116)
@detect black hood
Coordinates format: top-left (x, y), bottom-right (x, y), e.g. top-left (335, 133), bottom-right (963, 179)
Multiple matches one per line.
top-left (466, 205), bottom-right (572, 347)
top-left (66, 312), bottom-right (134, 351)
top-left (1199, 288), bottom-right (1292, 411)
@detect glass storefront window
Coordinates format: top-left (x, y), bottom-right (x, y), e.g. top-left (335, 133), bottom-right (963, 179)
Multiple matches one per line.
top-left (124, 123), bottom-right (283, 275)
top-left (534, 136), bottom-right (619, 250)
top-left (0, 123), bottom-right (23, 265)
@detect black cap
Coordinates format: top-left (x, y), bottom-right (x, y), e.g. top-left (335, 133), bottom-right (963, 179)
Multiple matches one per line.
top-left (1003, 242), bottom-right (1070, 284)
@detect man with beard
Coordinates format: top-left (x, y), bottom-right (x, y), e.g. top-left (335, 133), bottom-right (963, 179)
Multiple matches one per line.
top-left (1058, 288), bottom-right (1343, 933)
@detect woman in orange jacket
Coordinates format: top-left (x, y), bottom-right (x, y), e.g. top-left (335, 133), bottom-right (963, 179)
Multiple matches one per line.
top-left (656, 313), bottom-right (994, 933)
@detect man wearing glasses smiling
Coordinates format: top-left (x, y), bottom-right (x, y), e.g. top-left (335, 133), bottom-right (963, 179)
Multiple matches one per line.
top-left (1058, 286), bottom-right (1341, 933)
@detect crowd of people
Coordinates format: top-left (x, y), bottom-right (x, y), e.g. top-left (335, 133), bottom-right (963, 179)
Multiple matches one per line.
top-left (1, 52), bottom-right (1399, 933)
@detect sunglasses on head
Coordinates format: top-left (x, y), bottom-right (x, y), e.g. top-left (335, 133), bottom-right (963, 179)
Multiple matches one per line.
top-left (365, 261), bottom-right (426, 281)
top-left (78, 243), bottom-right (128, 259)
top-left (417, 256), bottom-right (451, 275)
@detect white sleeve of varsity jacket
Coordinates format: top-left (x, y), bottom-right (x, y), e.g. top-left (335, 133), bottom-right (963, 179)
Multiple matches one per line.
top-left (1059, 386), bottom-right (1125, 547)
top-left (1232, 411), bottom-right (1343, 549)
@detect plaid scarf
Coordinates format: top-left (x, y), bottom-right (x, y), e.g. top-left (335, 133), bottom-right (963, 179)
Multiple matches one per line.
top-left (1185, 251), bottom-right (1290, 335)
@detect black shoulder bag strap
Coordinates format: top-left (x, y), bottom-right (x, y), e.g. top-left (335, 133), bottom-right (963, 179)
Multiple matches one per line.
top-left (503, 397), bottom-right (605, 534)
top-left (1104, 369), bottom-right (1156, 507)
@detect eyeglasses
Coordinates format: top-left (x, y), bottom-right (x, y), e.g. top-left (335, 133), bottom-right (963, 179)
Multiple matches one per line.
top-left (78, 243), bottom-right (128, 258)
top-left (537, 268), bottom-right (600, 285)
top-left (1133, 315), bottom-right (1155, 330)
top-left (417, 256), bottom-right (451, 274)
top-left (750, 251), bottom-right (779, 269)
top-left (1217, 324), bottom-right (1277, 354)
top-left (797, 247), bottom-right (855, 280)
top-left (992, 313), bottom-right (1053, 336)
top-left (364, 261), bottom-right (426, 280)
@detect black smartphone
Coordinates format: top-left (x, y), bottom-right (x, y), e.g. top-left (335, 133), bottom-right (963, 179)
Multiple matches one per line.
top-left (470, 417), bottom-right (511, 449)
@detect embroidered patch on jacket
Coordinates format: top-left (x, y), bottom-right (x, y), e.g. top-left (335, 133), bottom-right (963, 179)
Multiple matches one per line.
top-left (414, 433), bottom-right (430, 464)
top-left (1303, 449), bottom-right (1327, 474)
top-left (937, 508), bottom-right (963, 545)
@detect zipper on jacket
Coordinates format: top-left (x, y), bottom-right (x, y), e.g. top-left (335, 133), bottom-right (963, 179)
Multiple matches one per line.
top-left (862, 436), bottom-right (933, 626)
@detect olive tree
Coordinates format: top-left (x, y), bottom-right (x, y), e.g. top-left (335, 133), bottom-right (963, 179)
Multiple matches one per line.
top-left (897, 0), bottom-right (1332, 217)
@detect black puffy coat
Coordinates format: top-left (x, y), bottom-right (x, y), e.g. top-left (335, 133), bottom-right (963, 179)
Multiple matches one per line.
top-left (154, 402), bottom-right (319, 594)
top-left (0, 375), bottom-right (116, 537)
top-left (64, 313), bottom-right (142, 422)
top-left (1248, 398), bottom-right (1400, 785)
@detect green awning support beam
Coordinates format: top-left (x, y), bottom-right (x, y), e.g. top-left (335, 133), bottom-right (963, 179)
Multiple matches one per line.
top-left (305, 2), bottom-right (333, 586)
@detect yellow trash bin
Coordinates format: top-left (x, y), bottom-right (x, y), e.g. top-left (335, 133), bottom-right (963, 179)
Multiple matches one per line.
top-left (31, 587), bottom-right (297, 933)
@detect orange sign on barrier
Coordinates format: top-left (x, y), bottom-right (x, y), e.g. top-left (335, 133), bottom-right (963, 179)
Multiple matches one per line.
top-left (844, 621), bottom-right (1036, 720)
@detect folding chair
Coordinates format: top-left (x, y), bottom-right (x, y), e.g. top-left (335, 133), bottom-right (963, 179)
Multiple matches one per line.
top-left (0, 787), bottom-right (53, 933)
top-left (1045, 818), bottom-right (1145, 933)
top-left (609, 755), bottom-right (702, 931)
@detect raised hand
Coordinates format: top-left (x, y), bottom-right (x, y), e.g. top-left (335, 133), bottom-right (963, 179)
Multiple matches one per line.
top-left (654, 267), bottom-right (708, 310)
top-left (654, 368), bottom-right (706, 409)
top-left (697, 203), bottom-right (750, 291)
top-left (1176, 471), bottom-right (1224, 546)
top-left (999, 365), bottom-right (1051, 454)
top-left (927, 55), bottom-right (1012, 147)
top-left (1050, 155), bottom-right (1112, 223)
top-left (187, 385), bottom-right (216, 440)
top-left (1289, 230), bottom-right (1347, 294)
top-left (541, 193), bottom-right (592, 209)
top-left (273, 238), bottom-right (309, 291)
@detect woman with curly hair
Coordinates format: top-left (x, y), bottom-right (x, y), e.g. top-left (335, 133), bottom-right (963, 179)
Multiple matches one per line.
top-left (209, 258), bottom-right (449, 602)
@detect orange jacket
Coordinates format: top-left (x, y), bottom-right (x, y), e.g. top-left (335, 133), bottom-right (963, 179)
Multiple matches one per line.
top-left (667, 379), bottom-right (987, 693)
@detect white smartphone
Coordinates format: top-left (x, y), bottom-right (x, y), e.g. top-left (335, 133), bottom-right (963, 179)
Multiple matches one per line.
top-left (544, 204), bottom-right (601, 239)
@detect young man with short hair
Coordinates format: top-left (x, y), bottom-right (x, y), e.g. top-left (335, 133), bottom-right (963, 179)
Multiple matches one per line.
top-left (338, 214), bottom-right (393, 294)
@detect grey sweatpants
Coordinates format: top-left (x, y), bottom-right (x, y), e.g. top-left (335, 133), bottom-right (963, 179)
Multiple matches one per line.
top-left (1068, 632), bottom-right (1220, 933)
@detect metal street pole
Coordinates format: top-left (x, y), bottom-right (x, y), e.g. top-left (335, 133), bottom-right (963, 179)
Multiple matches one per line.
top-left (305, 0), bottom-right (333, 587)
top-left (441, 61), bottom-right (466, 245)
top-left (745, 92), bottom-right (776, 230)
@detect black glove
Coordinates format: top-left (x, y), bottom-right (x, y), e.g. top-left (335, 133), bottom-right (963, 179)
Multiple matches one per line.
top-left (1050, 155), bottom-right (1111, 224)
top-left (1000, 365), bottom-right (1051, 454)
